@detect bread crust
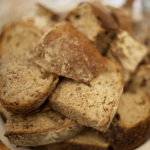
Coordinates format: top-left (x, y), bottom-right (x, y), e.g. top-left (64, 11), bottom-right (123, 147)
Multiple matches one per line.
top-left (5, 121), bottom-right (83, 147)
top-left (1, 75), bottom-right (59, 114)
top-left (28, 22), bottom-right (105, 83)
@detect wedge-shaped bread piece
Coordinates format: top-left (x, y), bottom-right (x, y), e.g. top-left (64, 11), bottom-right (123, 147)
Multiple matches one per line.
top-left (107, 31), bottom-right (148, 83)
top-left (49, 58), bottom-right (123, 132)
top-left (103, 89), bottom-right (150, 150)
top-left (0, 140), bottom-right (9, 150)
top-left (0, 4), bottom-right (58, 56)
top-left (0, 51), bottom-right (58, 114)
top-left (128, 65), bottom-right (150, 96)
top-left (5, 110), bottom-right (83, 147)
top-left (66, 2), bottom-right (118, 54)
top-left (28, 22), bottom-right (105, 83)
top-left (34, 128), bottom-right (109, 150)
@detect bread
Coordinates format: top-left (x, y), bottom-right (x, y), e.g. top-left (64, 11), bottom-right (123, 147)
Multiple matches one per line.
top-left (4, 110), bottom-right (83, 147)
top-left (0, 140), bottom-right (9, 150)
top-left (128, 65), bottom-right (150, 96)
top-left (33, 128), bottom-right (109, 150)
top-left (28, 22), bottom-right (105, 83)
top-left (0, 4), bottom-right (58, 56)
top-left (107, 31), bottom-right (148, 83)
top-left (49, 57), bottom-right (123, 132)
top-left (66, 2), bottom-right (118, 55)
top-left (109, 7), bottom-right (132, 33)
top-left (0, 51), bottom-right (59, 114)
top-left (103, 89), bottom-right (150, 150)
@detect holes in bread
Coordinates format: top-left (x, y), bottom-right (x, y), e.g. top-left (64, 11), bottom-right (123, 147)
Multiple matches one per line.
top-left (61, 115), bottom-right (66, 120)
top-left (75, 15), bottom-right (80, 19)
top-left (97, 16), bottom-right (101, 21)
top-left (6, 35), bottom-right (12, 42)
top-left (108, 146), bottom-right (114, 150)
top-left (115, 113), bottom-right (120, 120)
top-left (141, 78), bottom-right (147, 87)
top-left (41, 72), bottom-right (51, 80)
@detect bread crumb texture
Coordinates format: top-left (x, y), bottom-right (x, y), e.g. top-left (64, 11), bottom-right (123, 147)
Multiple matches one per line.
top-left (5, 110), bottom-right (82, 146)
top-left (50, 58), bottom-right (123, 132)
top-left (107, 31), bottom-right (148, 82)
top-left (0, 51), bottom-right (56, 113)
top-left (28, 22), bottom-right (105, 83)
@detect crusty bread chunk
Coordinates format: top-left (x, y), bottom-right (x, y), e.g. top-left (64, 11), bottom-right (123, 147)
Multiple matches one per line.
top-left (0, 51), bottom-right (58, 114)
top-left (28, 22), bottom-right (105, 83)
top-left (66, 2), bottom-right (118, 54)
top-left (128, 65), bottom-right (150, 96)
top-left (0, 4), bottom-right (58, 56)
top-left (0, 140), bottom-right (9, 150)
top-left (109, 7), bottom-right (132, 33)
top-left (49, 58), bottom-right (123, 132)
top-left (34, 128), bottom-right (109, 150)
top-left (107, 31), bottom-right (148, 83)
top-left (5, 110), bottom-right (83, 147)
top-left (103, 89), bottom-right (150, 150)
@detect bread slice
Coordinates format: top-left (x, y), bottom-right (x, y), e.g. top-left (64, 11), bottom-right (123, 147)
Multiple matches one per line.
top-left (107, 31), bottom-right (148, 83)
top-left (0, 51), bottom-right (59, 114)
top-left (0, 4), bottom-right (57, 56)
top-left (0, 140), bottom-right (9, 150)
top-left (49, 58), bottom-right (123, 132)
top-left (128, 65), bottom-right (150, 96)
top-left (5, 110), bottom-right (83, 147)
top-left (33, 128), bottom-right (109, 150)
top-left (65, 2), bottom-right (118, 55)
top-left (103, 89), bottom-right (150, 150)
top-left (28, 22), bottom-right (105, 83)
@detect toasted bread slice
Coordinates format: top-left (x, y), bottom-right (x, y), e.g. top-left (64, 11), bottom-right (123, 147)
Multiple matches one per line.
top-left (5, 110), bottom-right (83, 147)
top-left (49, 58), bottom-right (123, 132)
top-left (103, 89), bottom-right (150, 150)
top-left (0, 4), bottom-right (58, 56)
top-left (128, 65), bottom-right (150, 96)
top-left (107, 31), bottom-right (148, 83)
top-left (34, 128), bottom-right (109, 150)
top-left (66, 2), bottom-right (118, 55)
top-left (0, 51), bottom-right (58, 114)
top-left (28, 22), bottom-right (105, 83)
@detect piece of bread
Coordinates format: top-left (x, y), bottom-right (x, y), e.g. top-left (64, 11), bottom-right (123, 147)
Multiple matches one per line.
top-left (0, 51), bottom-right (59, 114)
top-left (49, 57), bottom-right (123, 132)
top-left (33, 128), bottom-right (109, 150)
top-left (65, 2), bottom-right (118, 55)
top-left (28, 22), bottom-right (105, 83)
top-left (107, 31), bottom-right (148, 83)
top-left (5, 110), bottom-right (83, 147)
top-left (109, 7), bottom-right (132, 33)
top-left (0, 140), bottom-right (9, 150)
top-left (103, 89), bottom-right (150, 150)
top-left (0, 4), bottom-right (58, 56)
top-left (128, 65), bottom-right (150, 96)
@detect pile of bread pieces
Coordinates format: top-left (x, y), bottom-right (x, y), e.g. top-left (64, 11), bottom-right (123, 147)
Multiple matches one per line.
top-left (0, 1), bottom-right (150, 150)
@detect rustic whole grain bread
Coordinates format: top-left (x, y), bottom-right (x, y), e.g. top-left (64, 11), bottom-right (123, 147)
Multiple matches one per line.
top-left (65, 2), bottom-right (118, 55)
top-left (0, 140), bottom-right (9, 150)
top-left (0, 4), bottom-right (58, 56)
top-left (107, 31), bottom-right (148, 83)
top-left (128, 65), bottom-right (150, 96)
top-left (103, 89), bottom-right (150, 150)
top-left (5, 110), bottom-right (83, 147)
top-left (0, 51), bottom-right (59, 114)
top-left (34, 128), bottom-right (109, 150)
top-left (49, 57), bottom-right (123, 132)
top-left (28, 22), bottom-right (105, 83)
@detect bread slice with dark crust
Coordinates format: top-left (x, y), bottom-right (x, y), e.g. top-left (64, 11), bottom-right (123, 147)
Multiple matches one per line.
top-left (107, 31), bottom-right (148, 83)
top-left (103, 89), bottom-right (150, 150)
top-left (28, 22), bottom-right (105, 83)
top-left (49, 57), bottom-right (123, 132)
top-left (0, 51), bottom-right (59, 114)
top-left (33, 128), bottom-right (109, 150)
top-left (5, 110), bottom-right (83, 147)
top-left (65, 2), bottom-right (118, 55)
